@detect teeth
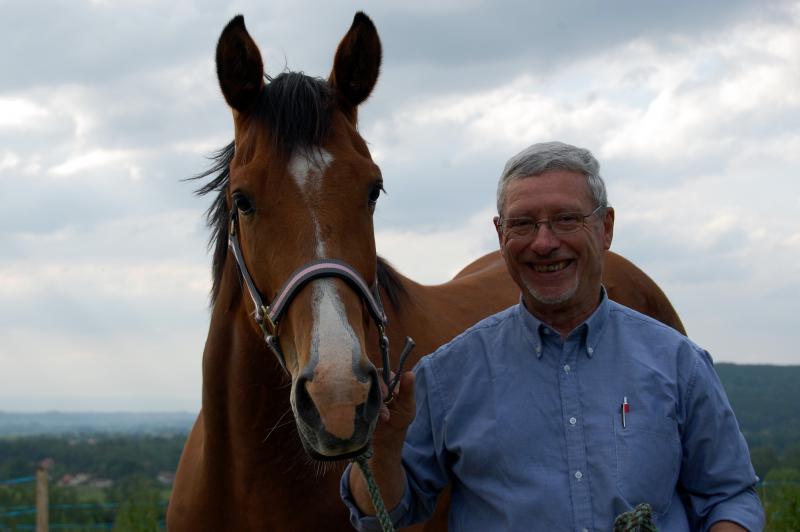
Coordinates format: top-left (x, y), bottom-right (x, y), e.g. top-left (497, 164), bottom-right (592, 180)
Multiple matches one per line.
top-left (533, 261), bottom-right (568, 273)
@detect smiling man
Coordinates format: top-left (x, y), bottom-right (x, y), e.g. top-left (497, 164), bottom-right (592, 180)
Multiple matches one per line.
top-left (341, 142), bottom-right (764, 531)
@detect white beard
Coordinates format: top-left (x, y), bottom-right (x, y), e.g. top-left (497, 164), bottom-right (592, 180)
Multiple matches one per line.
top-left (522, 275), bottom-right (579, 306)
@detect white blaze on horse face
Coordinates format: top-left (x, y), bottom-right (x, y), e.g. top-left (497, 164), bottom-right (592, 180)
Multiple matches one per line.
top-left (289, 148), bottom-right (366, 440)
top-left (288, 147), bottom-right (334, 189)
top-left (305, 279), bottom-right (369, 440)
top-left (288, 148), bottom-right (334, 258)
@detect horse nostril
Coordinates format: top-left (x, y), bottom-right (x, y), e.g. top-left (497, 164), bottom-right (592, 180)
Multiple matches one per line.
top-left (363, 365), bottom-right (381, 421)
top-left (293, 372), bottom-right (318, 422)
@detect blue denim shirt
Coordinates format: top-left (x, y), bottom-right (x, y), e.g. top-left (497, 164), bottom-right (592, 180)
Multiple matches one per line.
top-left (341, 293), bottom-right (764, 531)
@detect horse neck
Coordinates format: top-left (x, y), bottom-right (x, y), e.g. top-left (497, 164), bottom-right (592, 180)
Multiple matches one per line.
top-left (377, 273), bottom-right (461, 356)
top-left (378, 258), bottom-right (519, 357)
top-left (201, 263), bottom-right (303, 472)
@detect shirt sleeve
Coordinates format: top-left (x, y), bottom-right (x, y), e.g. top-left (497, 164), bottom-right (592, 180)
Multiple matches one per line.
top-left (339, 356), bottom-right (451, 530)
top-left (678, 347), bottom-right (765, 531)
top-left (339, 462), bottom-right (413, 532)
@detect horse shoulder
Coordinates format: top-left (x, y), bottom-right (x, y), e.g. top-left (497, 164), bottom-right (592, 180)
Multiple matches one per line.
top-left (168, 413), bottom-right (220, 531)
top-left (603, 251), bottom-right (686, 334)
top-left (387, 252), bottom-right (517, 354)
top-left (451, 250), bottom-right (505, 279)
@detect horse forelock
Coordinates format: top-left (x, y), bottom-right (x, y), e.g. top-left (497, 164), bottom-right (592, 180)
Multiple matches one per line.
top-left (257, 72), bottom-right (334, 156)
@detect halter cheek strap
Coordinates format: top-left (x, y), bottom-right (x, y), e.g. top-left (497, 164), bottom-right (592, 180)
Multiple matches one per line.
top-left (227, 209), bottom-right (413, 395)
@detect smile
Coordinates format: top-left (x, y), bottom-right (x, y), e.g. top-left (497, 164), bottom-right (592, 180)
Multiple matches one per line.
top-left (532, 260), bottom-right (571, 273)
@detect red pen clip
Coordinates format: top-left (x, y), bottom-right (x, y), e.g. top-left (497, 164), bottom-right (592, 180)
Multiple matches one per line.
top-left (622, 396), bottom-right (630, 428)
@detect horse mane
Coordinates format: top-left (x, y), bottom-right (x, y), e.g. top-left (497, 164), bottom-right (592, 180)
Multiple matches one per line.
top-left (191, 71), bottom-right (407, 309)
top-left (376, 257), bottom-right (407, 310)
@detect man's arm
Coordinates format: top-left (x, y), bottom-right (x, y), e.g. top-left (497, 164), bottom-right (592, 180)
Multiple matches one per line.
top-left (348, 371), bottom-right (416, 515)
top-left (679, 348), bottom-right (765, 531)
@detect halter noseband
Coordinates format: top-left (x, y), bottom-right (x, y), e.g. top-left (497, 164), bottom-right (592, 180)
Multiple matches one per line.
top-left (227, 209), bottom-right (413, 394)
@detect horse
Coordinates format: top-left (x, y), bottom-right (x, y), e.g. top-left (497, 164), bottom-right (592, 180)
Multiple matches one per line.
top-left (167, 12), bottom-right (685, 531)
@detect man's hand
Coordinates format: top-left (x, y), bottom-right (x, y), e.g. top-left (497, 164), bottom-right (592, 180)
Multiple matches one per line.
top-left (349, 370), bottom-right (416, 516)
top-left (374, 371), bottom-right (417, 452)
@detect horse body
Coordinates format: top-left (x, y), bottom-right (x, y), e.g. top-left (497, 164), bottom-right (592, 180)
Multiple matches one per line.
top-left (168, 12), bottom-right (684, 531)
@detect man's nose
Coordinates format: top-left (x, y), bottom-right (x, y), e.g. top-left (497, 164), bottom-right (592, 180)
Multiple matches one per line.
top-left (528, 224), bottom-right (561, 255)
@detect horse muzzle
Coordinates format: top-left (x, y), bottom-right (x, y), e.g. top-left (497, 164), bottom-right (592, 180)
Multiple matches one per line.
top-left (291, 360), bottom-right (382, 460)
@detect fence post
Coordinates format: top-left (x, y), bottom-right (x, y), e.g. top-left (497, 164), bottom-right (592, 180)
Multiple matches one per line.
top-left (36, 465), bottom-right (49, 532)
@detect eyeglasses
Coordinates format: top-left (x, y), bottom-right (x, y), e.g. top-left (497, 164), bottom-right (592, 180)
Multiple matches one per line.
top-left (498, 205), bottom-right (605, 239)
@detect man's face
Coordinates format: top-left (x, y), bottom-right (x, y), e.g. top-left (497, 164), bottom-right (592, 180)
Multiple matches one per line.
top-left (494, 169), bottom-right (614, 319)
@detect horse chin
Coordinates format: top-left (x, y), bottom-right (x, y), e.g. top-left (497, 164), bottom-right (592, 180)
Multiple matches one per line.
top-left (302, 437), bottom-right (371, 462)
top-left (295, 413), bottom-right (377, 462)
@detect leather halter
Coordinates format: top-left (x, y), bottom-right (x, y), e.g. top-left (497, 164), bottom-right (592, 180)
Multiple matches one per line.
top-left (227, 209), bottom-right (414, 393)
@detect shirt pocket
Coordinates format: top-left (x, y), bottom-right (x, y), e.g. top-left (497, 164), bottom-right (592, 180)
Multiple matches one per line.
top-left (613, 413), bottom-right (681, 515)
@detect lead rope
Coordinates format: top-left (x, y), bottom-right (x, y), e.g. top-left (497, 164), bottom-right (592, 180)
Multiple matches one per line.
top-left (351, 336), bottom-right (416, 532)
top-left (354, 448), bottom-right (395, 532)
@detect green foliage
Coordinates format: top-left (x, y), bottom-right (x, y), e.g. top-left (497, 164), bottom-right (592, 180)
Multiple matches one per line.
top-left (750, 446), bottom-right (780, 479)
top-left (761, 468), bottom-right (800, 531)
top-left (716, 363), bottom-right (800, 453)
top-left (0, 434), bottom-right (185, 482)
top-left (0, 480), bottom-right (167, 532)
top-left (111, 476), bottom-right (164, 532)
top-left (0, 435), bottom-right (177, 531)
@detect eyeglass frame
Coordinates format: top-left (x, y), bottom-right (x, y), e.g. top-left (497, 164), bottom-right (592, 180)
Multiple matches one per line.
top-left (494, 204), bottom-right (607, 239)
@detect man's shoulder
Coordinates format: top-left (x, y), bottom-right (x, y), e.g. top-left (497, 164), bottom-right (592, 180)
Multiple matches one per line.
top-left (604, 299), bottom-right (709, 366)
top-left (607, 299), bottom-right (687, 340)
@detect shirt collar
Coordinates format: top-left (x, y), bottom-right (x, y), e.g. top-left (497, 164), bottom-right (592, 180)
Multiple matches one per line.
top-left (515, 286), bottom-right (611, 359)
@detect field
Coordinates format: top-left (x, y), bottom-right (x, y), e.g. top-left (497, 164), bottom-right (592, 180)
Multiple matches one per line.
top-left (0, 434), bottom-right (183, 531)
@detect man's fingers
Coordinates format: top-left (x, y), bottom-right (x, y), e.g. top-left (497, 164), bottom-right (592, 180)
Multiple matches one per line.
top-left (390, 371), bottom-right (416, 419)
top-left (373, 370), bottom-right (416, 431)
top-left (396, 371), bottom-right (414, 400)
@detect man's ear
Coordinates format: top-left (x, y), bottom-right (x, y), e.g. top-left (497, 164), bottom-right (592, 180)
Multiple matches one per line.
top-left (494, 216), bottom-right (506, 256)
top-left (602, 207), bottom-right (615, 250)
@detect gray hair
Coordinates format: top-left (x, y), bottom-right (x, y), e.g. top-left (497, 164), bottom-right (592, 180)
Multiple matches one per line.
top-left (496, 141), bottom-right (609, 215)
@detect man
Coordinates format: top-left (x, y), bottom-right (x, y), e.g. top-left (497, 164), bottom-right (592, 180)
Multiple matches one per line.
top-left (340, 142), bottom-right (764, 531)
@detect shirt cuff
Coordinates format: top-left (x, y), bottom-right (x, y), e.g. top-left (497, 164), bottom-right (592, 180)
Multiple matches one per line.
top-left (340, 462), bottom-right (412, 531)
top-left (703, 488), bottom-right (765, 532)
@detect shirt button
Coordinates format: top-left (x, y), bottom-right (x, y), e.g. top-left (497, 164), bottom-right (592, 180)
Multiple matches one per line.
top-left (569, 417), bottom-right (577, 425)
top-left (582, 528), bottom-right (589, 532)
top-left (563, 364), bottom-right (570, 373)
top-left (575, 470), bottom-right (583, 480)
top-left (587, 346), bottom-right (594, 354)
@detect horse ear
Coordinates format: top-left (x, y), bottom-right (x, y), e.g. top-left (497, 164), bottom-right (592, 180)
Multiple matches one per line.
top-left (329, 12), bottom-right (382, 117)
top-left (216, 15), bottom-right (265, 114)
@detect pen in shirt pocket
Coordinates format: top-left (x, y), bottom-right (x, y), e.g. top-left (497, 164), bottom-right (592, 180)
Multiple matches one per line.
top-left (621, 396), bottom-right (630, 428)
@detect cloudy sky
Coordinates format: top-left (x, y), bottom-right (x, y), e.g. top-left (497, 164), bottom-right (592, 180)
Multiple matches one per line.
top-left (2, 1), bottom-right (798, 412)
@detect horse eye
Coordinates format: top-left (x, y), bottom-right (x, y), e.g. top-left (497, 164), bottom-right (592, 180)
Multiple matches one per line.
top-left (368, 183), bottom-right (385, 205)
top-left (232, 191), bottom-right (255, 215)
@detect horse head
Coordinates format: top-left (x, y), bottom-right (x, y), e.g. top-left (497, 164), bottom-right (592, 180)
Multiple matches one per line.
top-left (211, 13), bottom-right (384, 460)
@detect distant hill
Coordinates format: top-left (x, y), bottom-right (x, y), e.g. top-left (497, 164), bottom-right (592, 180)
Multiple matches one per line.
top-left (0, 411), bottom-right (196, 437)
top-left (716, 363), bottom-right (800, 452)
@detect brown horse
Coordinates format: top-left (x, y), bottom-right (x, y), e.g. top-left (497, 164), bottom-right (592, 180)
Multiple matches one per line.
top-left (167, 12), bottom-right (685, 532)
